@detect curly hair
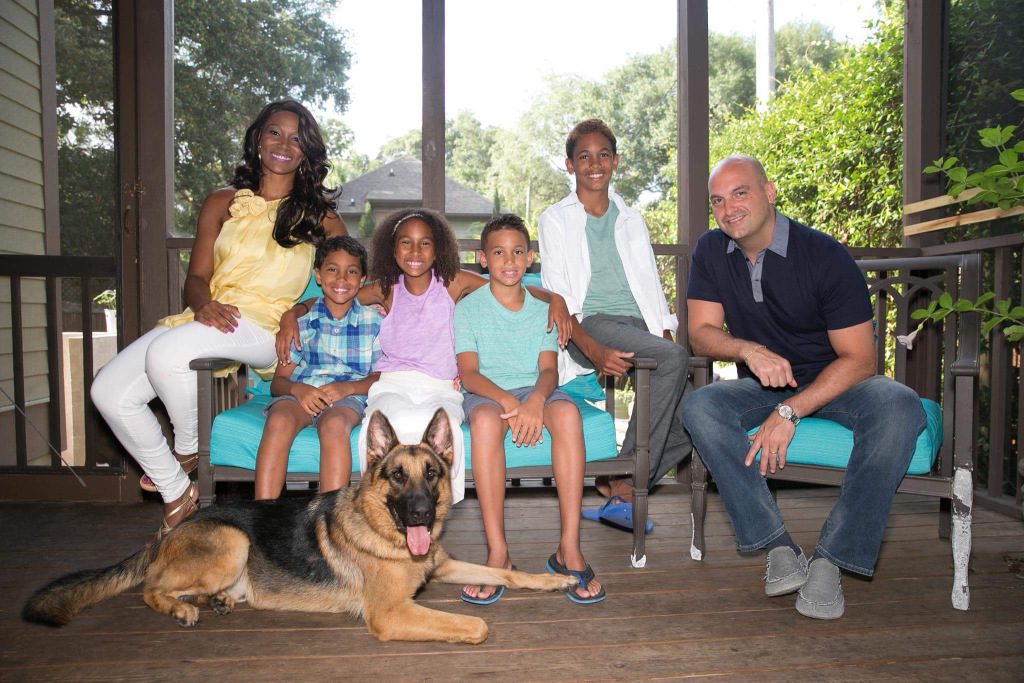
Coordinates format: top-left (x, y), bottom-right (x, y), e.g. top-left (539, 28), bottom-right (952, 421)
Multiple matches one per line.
top-left (369, 208), bottom-right (461, 300)
top-left (565, 118), bottom-right (617, 159)
top-left (232, 99), bottom-right (337, 248)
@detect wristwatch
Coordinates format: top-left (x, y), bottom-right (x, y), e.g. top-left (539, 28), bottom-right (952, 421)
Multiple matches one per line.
top-left (775, 403), bottom-right (801, 426)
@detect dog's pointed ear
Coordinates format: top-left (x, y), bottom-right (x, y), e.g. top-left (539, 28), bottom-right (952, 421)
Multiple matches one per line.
top-left (421, 408), bottom-right (454, 466)
top-left (365, 411), bottom-right (399, 466)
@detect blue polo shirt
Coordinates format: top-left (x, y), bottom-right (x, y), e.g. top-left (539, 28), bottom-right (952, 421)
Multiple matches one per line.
top-left (687, 212), bottom-right (871, 386)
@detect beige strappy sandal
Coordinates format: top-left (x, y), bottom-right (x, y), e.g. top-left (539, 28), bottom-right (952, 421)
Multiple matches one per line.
top-left (140, 452), bottom-right (199, 493)
top-left (156, 481), bottom-right (199, 539)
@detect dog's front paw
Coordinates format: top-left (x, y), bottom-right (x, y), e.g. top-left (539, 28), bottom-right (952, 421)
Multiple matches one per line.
top-left (171, 602), bottom-right (200, 627)
top-left (542, 573), bottom-right (580, 592)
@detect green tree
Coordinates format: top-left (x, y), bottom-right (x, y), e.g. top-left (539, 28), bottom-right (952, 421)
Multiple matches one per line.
top-left (378, 129), bottom-right (422, 162)
top-left (661, 9), bottom-right (905, 249)
top-left (520, 46), bottom-right (677, 204)
top-left (488, 126), bottom-right (568, 230)
top-left (55, 0), bottom-right (117, 258)
top-left (708, 34), bottom-right (755, 131)
top-left (944, 0), bottom-right (1024, 226)
top-left (173, 0), bottom-right (351, 236)
top-left (320, 117), bottom-right (374, 189)
top-left (358, 202), bottom-right (375, 237)
top-left (708, 23), bottom-right (848, 132)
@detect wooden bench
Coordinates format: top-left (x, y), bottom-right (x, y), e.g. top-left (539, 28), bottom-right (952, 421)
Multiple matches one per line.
top-left (191, 270), bottom-right (661, 567)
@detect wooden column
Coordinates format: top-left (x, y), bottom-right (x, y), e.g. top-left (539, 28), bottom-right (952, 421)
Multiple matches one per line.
top-left (116, 0), bottom-right (174, 341)
top-left (902, 0), bottom-right (947, 249)
top-left (677, 0), bottom-right (709, 334)
top-left (422, 0), bottom-right (445, 212)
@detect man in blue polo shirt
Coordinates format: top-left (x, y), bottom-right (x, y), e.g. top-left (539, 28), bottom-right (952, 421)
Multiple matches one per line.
top-left (682, 155), bottom-right (926, 620)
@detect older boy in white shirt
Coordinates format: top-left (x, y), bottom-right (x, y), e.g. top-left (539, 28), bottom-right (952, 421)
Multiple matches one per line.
top-left (538, 119), bottom-right (691, 504)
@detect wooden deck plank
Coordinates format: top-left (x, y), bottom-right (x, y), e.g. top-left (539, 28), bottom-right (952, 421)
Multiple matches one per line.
top-left (1, 486), bottom-right (1022, 681)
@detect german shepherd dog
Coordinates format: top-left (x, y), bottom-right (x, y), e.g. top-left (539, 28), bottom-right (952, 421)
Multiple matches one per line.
top-left (23, 409), bottom-right (576, 644)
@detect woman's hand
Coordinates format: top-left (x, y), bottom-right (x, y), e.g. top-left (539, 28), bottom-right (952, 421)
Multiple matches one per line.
top-left (276, 310), bottom-right (301, 364)
top-left (194, 300), bottom-right (240, 333)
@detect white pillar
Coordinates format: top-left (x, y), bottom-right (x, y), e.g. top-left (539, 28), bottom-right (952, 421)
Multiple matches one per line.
top-left (755, 0), bottom-right (776, 111)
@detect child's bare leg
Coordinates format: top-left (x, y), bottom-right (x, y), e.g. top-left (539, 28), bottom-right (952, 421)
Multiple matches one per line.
top-left (546, 400), bottom-right (602, 600)
top-left (463, 404), bottom-right (512, 601)
top-left (255, 400), bottom-right (309, 500)
top-left (315, 404), bottom-right (358, 493)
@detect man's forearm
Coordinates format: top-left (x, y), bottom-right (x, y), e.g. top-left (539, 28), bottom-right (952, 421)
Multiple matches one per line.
top-left (783, 356), bottom-right (874, 418)
top-left (689, 324), bottom-right (762, 363)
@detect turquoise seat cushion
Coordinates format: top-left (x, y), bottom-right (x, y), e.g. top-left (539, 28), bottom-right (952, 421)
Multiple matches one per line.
top-left (211, 374), bottom-right (618, 473)
top-left (749, 398), bottom-right (942, 475)
top-left (214, 270), bottom-right (619, 474)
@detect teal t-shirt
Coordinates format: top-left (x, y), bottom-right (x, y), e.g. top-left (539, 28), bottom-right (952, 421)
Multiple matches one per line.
top-left (582, 202), bottom-right (643, 319)
top-left (454, 285), bottom-right (559, 391)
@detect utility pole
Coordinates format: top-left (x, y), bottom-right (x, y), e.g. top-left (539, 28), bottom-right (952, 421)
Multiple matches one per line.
top-left (756, 0), bottom-right (776, 111)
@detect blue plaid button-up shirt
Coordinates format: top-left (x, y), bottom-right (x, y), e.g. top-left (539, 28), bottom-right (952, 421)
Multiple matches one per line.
top-left (289, 297), bottom-right (382, 391)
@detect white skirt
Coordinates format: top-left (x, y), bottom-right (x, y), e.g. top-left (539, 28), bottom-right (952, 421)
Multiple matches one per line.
top-left (357, 370), bottom-right (466, 504)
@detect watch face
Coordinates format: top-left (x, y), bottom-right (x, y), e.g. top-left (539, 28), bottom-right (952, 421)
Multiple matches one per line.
top-left (777, 404), bottom-right (794, 419)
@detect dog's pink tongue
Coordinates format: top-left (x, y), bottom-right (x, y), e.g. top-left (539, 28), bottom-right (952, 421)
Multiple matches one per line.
top-left (406, 525), bottom-right (431, 556)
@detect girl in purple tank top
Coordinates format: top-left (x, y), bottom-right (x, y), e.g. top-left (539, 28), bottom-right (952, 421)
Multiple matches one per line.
top-left (277, 208), bottom-right (572, 507)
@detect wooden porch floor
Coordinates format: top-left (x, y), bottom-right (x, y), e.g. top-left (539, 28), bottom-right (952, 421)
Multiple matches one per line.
top-left (1, 484), bottom-right (1023, 682)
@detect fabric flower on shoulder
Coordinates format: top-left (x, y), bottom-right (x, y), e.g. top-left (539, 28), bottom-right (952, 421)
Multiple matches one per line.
top-left (229, 188), bottom-right (268, 218)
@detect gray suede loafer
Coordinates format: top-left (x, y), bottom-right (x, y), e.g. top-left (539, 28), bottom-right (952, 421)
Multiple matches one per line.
top-left (795, 557), bottom-right (845, 619)
top-left (764, 546), bottom-right (809, 597)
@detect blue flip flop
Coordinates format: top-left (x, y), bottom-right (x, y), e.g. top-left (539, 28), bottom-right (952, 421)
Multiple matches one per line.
top-left (546, 553), bottom-right (607, 604)
top-left (460, 584), bottom-right (505, 606)
top-left (581, 496), bottom-right (654, 534)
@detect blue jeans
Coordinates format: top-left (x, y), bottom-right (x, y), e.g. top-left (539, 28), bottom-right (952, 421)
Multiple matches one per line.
top-left (682, 375), bottom-right (925, 576)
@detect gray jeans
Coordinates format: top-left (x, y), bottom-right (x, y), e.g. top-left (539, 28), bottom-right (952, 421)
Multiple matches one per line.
top-left (568, 314), bottom-right (692, 487)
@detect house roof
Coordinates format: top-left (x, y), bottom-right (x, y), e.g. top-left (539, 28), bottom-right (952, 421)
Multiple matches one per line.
top-left (334, 156), bottom-right (493, 217)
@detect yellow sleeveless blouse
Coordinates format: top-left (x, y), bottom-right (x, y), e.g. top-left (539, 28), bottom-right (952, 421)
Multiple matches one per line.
top-left (158, 189), bottom-right (315, 334)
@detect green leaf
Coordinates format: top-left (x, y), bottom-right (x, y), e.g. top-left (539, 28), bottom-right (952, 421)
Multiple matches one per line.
top-left (982, 318), bottom-right (1001, 336)
top-left (911, 308), bottom-right (930, 320)
top-left (1012, 89), bottom-right (1024, 102)
top-left (999, 149), bottom-right (1019, 167)
top-left (930, 311), bottom-right (947, 323)
top-left (976, 292), bottom-right (996, 305)
top-left (939, 292), bottom-right (953, 308)
top-left (949, 182), bottom-right (967, 197)
top-left (953, 298), bottom-right (974, 312)
top-left (997, 299), bottom-right (1011, 315)
top-left (1016, 141), bottom-right (1024, 153)
top-left (947, 167), bottom-right (968, 182)
top-left (1009, 305), bottom-right (1024, 318)
top-left (943, 156), bottom-right (959, 170)
top-left (923, 165), bottom-right (940, 174)
top-left (1005, 325), bottom-right (1024, 342)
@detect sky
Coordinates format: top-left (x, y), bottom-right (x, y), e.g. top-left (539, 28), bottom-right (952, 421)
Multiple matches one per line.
top-left (329, 1), bottom-right (881, 156)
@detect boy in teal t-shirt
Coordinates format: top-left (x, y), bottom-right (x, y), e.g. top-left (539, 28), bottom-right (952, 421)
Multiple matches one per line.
top-left (454, 213), bottom-right (605, 606)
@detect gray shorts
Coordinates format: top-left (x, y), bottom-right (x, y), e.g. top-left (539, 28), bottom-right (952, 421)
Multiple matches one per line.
top-left (264, 394), bottom-right (366, 427)
top-left (462, 385), bottom-right (575, 420)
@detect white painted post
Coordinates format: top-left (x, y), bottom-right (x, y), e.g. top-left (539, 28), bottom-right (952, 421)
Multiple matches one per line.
top-left (950, 467), bottom-right (972, 610)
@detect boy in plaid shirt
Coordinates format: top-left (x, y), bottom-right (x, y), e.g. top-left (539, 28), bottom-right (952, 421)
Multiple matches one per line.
top-left (255, 236), bottom-right (381, 499)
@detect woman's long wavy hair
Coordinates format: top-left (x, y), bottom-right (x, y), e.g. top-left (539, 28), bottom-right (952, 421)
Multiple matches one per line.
top-left (232, 99), bottom-right (336, 247)
top-left (369, 208), bottom-right (461, 300)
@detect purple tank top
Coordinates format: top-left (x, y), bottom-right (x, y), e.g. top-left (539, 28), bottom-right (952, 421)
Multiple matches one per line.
top-left (375, 273), bottom-right (458, 380)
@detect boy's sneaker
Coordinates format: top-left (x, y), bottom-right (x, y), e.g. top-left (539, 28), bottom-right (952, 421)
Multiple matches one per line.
top-left (764, 546), bottom-right (809, 596)
top-left (795, 558), bottom-right (845, 620)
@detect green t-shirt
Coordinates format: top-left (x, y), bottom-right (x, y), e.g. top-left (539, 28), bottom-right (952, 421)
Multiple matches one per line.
top-left (454, 285), bottom-right (559, 390)
top-left (582, 202), bottom-right (643, 319)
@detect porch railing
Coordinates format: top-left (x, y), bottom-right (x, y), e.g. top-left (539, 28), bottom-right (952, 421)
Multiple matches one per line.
top-left (0, 255), bottom-right (120, 474)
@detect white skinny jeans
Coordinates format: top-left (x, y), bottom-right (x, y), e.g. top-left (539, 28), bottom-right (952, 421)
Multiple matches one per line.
top-left (91, 318), bottom-right (275, 502)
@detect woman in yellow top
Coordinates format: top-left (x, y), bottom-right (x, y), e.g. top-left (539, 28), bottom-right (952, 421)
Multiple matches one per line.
top-left (91, 100), bottom-right (345, 534)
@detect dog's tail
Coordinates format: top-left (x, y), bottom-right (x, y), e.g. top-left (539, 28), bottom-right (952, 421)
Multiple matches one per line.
top-left (22, 543), bottom-right (157, 627)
